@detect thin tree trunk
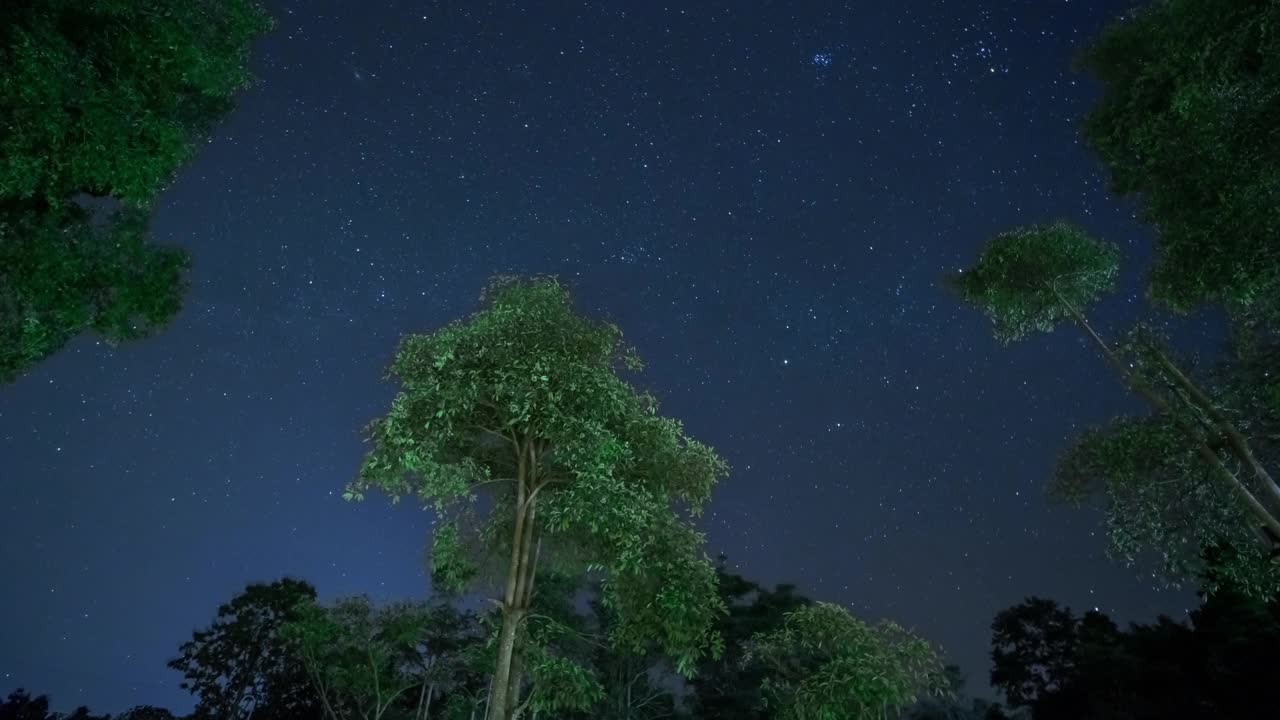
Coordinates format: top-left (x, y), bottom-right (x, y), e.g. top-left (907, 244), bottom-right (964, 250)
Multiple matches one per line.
top-left (487, 607), bottom-right (523, 720)
top-left (487, 437), bottom-right (535, 720)
top-left (1146, 342), bottom-right (1280, 507)
top-left (1053, 288), bottom-right (1280, 538)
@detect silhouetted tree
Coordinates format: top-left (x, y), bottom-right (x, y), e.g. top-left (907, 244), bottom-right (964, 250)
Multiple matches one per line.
top-left (116, 707), bottom-right (177, 720)
top-left (989, 590), bottom-right (1280, 719)
top-left (0, 691), bottom-right (52, 720)
top-left (0, 691), bottom-right (113, 720)
top-left (169, 578), bottom-right (320, 720)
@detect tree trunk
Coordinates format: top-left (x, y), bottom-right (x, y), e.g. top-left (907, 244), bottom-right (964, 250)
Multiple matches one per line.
top-left (487, 438), bottom-right (537, 720)
top-left (1053, 289), bottom-right (1280, 539)
top-left (486, 606), bottom-right (525, 720)
top-left (1146, 342), bottom-right (1280, 508)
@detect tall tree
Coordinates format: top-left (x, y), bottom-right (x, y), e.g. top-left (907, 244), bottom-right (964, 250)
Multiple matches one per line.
top-left (169, 578), bottom-right (320, 720)
top-left (0, 0), bottom-right (270, 382)
top-left (347, 276), bottom-right (729, 720)
top-left (746, 602), bottom-right (945, 720)
top-left (1077, 0), bottom-right (1280, 319)
top-left (951, 222), bottom-right (1280, 595)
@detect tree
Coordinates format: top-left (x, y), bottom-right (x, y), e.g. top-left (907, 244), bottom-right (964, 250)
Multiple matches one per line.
top-left (0, 691), bottom-right (52, 720)
top-left (116, 708), bottom-right (178, 720)
top-left (0, 692), bottom-right (111, 720)
top-left (688, 563), bottom-right (812, 720)
top-left (0, 0), bottom-right (271, 382)
top-left (579, 584), bottom-right (681, 720)
top-left (988, 591), bottom-right (1280, 720)
top-left (1077, 0), bottom-right (1280, 318)
top-left (745, 602), bottom-right (946, 720)
top-left (285, 596), bottom-right (446, 720)
top-left (348, 276), bottom-right (729, 720)
top-left (169, 578), bottom-right (320, 720)
top-left (951, 222), bottom-right (1280, 595)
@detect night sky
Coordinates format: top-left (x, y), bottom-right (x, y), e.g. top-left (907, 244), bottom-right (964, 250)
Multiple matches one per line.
top-left (2, 0), bottom-right (1199, 712)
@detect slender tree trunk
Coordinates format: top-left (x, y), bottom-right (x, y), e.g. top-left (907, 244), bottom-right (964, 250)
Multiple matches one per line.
top-left (487, 606), bottom-right (525, 720)
top-left (423, 685), bottom-right (434, 720)
top-left (1053, 289), bottom-right (1280, 539)
top-left (487, 437), bottom-right (537, 720)
top-left (1147, 342), bottom-right (1280, 507)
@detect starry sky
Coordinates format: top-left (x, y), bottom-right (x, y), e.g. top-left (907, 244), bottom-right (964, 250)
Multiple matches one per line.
top-left (1, 0), bottom-right (1202, 712)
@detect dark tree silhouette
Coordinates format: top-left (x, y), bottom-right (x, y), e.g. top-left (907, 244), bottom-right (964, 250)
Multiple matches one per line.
top-left (169, 578), bottom-right (320, 720)
top-left (989, 590), bottom-right (1280, 720)
top-left (686, 561), bottom-right (812, 720)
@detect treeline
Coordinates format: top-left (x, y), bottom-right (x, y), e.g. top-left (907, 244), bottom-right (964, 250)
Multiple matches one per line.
top-left (9, 566), bottom-right (1280, 720)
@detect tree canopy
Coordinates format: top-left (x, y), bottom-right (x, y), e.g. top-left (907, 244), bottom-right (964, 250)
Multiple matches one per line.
top-left (990, 591), bottom-right (1280, 719)
top-left (747, 602), bottom-right (946, 720)
top-left (0, 0), bottom-right (270, 383)
top-left (1078, 0), bottom-right (1280, 317)
top-left (168, 578), bottom-right (320, 720)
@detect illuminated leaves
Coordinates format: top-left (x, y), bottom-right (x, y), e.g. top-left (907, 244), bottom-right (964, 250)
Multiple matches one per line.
top-left (949, 222), bottom-right (1120, 343)
top-left (748, 602), bottom-right (946, 720)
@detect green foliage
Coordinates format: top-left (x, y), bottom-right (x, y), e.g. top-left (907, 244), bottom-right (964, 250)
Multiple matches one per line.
top-left (1079, 0), bottom-right (1280, 316)
top-left (168, 578), bottom-right (320, 720)
top-left (689, 563), bottom-right (813, 720)
top-left (1053, 413), bottom-right (1280, 597)
top-left (747, 602), bottom-right (946, 720)
top-left (350, 276), bottom-right (729, 683)
top-left (949, 223), bottom-right (1120, 343)
top-left (0, 205), bottom-right (188, 383)
top-left (0, 0), bottom-right (271, 203)
top-left (0, 0), bottom-right (270, 382)
top-left (284, 596), bottom-right (457, 720)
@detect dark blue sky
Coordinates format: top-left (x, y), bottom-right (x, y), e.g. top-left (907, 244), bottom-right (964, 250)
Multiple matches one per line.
top-left (2, 0), bottom-right (1196, 712)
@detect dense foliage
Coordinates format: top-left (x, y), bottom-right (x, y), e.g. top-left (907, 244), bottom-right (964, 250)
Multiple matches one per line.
top-left (1079, 0), bottom-right (1280, 317)
top-left (168, 579), bottom-right (321, 720)
top-left (351, 276), bottom-right (729, 720)
top-left (990, 590), bottom-right (1280, 719)
top-left (0, 0), bottom-right (270, 382)
top-left (747, 602), bottom-right (946, 720)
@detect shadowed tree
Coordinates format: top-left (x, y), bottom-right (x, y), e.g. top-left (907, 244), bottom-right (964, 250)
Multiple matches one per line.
top-left (285, 596), bottom-right (448, 720)
top-left (347, 276), bottom-right (729, 720)
top-left (0, 692), bottom-right (112, 720)
top-left (989, 590), bottom-right (1280, 720)
top-left (0, 0), bottom-right (270, 382)
top-left (1078, 0), bottom-right (1280, 319)
top-left (116, 708), bottom-right (177, 720)
top-left (951, 222), bottom-right (1280, 596)
top-left (688, 562), bottom-right (812, 720)
top-left (169, 578), bottom-right (320, 720)
top-left (0, 691), bottom-right (52, 720)
top-left (745, 602), bottom-right (946, 720)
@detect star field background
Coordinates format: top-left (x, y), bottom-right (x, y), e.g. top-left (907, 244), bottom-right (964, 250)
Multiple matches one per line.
top-left (2, 0), bottom-right (1198, 711)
